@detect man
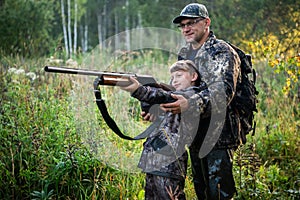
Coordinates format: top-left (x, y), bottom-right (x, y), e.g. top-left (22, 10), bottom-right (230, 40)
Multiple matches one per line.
top-left (121, 60), bottom-right (209, 199)
top-left (158, 3), bottom-right (241, 200)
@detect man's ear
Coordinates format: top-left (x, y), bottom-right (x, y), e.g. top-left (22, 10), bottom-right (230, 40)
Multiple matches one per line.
top-left (205, 18), bottom-right (211, 27)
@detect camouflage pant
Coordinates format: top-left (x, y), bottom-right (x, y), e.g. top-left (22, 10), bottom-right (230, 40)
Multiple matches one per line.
top-left (144, 173), bottom-right (186, 200)
top-left (189, 148), bottom-right (236, 200)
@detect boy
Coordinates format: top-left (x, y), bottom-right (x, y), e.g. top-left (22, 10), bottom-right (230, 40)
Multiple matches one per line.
top-left (121, 60), bottom-right (209, 200)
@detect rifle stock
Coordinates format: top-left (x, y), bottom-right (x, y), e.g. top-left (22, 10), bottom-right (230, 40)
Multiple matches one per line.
top-left (44, 66), bottom-right (175, 90)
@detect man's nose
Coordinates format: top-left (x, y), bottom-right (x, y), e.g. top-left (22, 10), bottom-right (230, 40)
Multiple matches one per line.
top-left (182, 26), bottom-right (191, 32)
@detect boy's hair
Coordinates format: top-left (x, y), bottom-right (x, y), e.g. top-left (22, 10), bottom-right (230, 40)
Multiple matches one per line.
top-left (169, 60), bottom-right (201, 86)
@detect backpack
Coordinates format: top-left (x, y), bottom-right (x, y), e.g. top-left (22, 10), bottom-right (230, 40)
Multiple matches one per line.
top-left (228, 42), bottom-right (259, 144)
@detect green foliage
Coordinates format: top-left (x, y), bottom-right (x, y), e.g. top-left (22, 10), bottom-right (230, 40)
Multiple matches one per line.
top-left (0, 0), bottom-right (59, 57)
top-left (247, 31), bottom-right (300, 95)
top-left (138, 0), bottom-right (192, 28)
top-left (202, 0), bottom-right (300, 44)
top-left (0, 56), bottom-right (145, 199)
top-left (0, 29), bottom-right (299, 199)
top-left (1, 0), bottom-right (298, 59)
top-left (0, 4), bottom-right (300, 195)
top-left (31, 181), bottom-right (54, 200)
top-left (231, 49), bottom-right (300, 199)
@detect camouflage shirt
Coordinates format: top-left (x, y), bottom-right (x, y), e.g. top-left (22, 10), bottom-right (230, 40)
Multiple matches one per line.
top-left (132, 83), bottom-right (209, 179)
top-left (178, 31), bottom-right (242, 151)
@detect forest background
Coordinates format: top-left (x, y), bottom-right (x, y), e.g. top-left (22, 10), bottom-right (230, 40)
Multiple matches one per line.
top-left (0, 0), bottom-right (299, 199)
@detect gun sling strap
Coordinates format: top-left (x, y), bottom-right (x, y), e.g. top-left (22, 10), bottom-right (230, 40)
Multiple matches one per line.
top-left (93, 77), bottom-right (160, 140)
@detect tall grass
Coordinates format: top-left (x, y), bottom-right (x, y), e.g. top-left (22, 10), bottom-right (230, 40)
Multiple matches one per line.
top-left (0, 56), bottom-right (145, 199)
top-left (0, 49), bottom-right (299, 199)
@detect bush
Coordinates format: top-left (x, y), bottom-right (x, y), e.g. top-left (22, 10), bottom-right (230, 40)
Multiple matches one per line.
top-left (0, 48), bottom-right (299, 199)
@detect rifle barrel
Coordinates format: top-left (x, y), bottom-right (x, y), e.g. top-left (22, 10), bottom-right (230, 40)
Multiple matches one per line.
top-left (44, 66), bottom-right (159, 86)
top-left (44, 66), bottom-right (135, 77)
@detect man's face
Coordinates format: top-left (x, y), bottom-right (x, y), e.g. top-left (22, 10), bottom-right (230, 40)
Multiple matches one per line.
top-left (171, 70), bottom-right (197, 91)
top-left (179, 18), bottom-right (209, 46)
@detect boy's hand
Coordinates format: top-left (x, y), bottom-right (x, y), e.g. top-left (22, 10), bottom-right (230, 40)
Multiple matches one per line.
top-left (120, 76), bottom-right (141, 93)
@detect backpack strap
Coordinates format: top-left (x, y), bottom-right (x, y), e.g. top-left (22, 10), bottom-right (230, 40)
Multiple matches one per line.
top-left (93, 77), bottom-right (161, 140)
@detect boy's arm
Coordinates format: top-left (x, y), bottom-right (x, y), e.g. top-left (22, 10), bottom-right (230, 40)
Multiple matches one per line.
top-left (120, 76), bottom-right (175, 104)
top-left (131, 85), bottom-right (175, 104)
top-left (119, 76), bottom-right (141, 93)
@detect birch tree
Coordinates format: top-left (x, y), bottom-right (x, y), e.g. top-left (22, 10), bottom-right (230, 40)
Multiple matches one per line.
top-left (80, 13), bottom-right (88, 52)
top-left (97, 11), bottom-right (103, 46)
top-left (84, 15), bottom-right (88, 52)
top-left (61, 0), bottom-right (69, 58)
top-left (102, 1), bottom-right (107, 43)
top-left (67, 0), bottom-right (72, 56)
top-left (73, 0), bottom-right (78, 54)
top-left (114, 11), bottom-right (120, 50)
top-left (125, 0), bottom-right (130, 50)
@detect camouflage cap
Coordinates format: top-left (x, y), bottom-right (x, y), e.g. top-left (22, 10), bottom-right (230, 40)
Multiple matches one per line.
top-left (172, 3), bottom-right (209, 24)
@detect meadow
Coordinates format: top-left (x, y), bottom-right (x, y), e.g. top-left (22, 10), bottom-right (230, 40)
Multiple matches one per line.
top-left (0, 43), bottom-right (299, 199)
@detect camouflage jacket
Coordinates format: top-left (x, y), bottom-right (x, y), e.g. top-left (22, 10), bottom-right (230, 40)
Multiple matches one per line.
top-left (178, 31), bottom-right (242, 152)
top-left (131, 84), bottom-right (209, 179)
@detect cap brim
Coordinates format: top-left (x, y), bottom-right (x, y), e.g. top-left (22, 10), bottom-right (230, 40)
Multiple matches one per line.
top-left (172, 15), bottom-right (200, 24)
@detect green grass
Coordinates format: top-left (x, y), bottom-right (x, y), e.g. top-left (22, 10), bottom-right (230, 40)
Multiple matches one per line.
top-left (0, 52), bottom-right (299, 199)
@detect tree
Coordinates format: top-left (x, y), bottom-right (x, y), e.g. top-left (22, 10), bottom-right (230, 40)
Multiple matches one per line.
top-left (0, 0), bottom-right (57, 57)
top-left (0, 0), bottom-right (298, 58)
top-left (61, 0), bottom-right (69, 57)
top-left (60, 0), bottom-right (87, 57)
top-left (201, 0), bottom-right (300, 46)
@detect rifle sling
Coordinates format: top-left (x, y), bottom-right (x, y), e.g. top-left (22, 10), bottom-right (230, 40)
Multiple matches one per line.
top-left (93, 77), bottom-right (160, 140)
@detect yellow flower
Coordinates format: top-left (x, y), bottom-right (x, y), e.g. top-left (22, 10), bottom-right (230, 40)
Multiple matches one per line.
top-left (286, 78), bottom-right (291, 87)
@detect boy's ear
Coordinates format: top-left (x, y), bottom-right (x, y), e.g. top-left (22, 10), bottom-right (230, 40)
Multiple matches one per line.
top-left (191, 72), bottom-right (198, 82)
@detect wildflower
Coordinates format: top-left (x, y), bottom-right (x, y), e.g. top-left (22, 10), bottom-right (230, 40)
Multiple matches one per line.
top-left (66, 58), bottom-right (78, 67)
top-left (15, 69), bottom-right (25, 75)
top-left (26, 72), bottom-right (37, 81)
top-left (8, 67), bottom-right (17, 74)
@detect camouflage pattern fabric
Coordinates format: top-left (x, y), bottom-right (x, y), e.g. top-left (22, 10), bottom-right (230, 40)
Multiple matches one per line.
top-left (131, 85), bottom-right (209, 176)
top-left (178, 31), bottom-right (241, 150)
top-left (189, 149), bottom-right (236, 200)
top-left (144, 171), bottom-right (187, 200)
top-left (131, 84), bottom-right (210, 199)
top-left (178, 31), bottom-right (241, 199)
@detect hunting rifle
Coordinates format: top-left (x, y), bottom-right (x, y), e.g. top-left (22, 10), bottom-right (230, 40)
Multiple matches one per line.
top-left (44, 66), bottom-right (174, 91)
top-left (44, 65), bottom-right (173, 140)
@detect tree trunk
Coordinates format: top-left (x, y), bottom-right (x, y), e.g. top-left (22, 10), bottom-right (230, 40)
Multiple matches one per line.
top-left (84, 14), bottom-right (88, 52)
top-left (97, 12), bottom-right (102, 47)
top-left (138, 10), bottom-right (142, 48)
top-left (73, 0), bottom-right (78, 54)
top-left (67, 0), bottom-right (72, 56)
top-left (80, 24), bottom-right (84, 52)
top-left (61, 0), bottom-right (69, 58)
top-left (80, 13), bottom-right (88, 52)
top-left (103, 2), bottom-right (107, 46)
top-left (125, 0), bottom-right (130, 50)
top-left (114, 11), bottom-right (119, 50)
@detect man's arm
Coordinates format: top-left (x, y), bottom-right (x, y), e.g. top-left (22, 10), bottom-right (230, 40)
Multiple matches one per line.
top-left (160, 94), bottom-right (189, 114)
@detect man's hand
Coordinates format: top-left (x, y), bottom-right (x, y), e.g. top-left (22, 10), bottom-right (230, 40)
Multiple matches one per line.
top-left (141, 111), bottom-right (156, 122)
top-left (160, 94), bottom-right (189, 114)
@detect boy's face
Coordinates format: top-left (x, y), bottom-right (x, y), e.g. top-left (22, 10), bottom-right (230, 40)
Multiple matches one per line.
top-left (171, 70), bottom-right (197, 90)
